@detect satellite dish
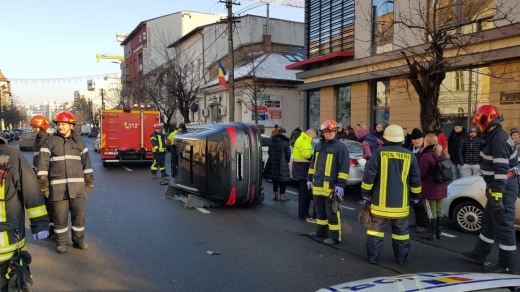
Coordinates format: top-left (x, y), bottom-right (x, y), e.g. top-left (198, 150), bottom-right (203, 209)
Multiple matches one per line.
top-left (190, 101), bottom-right (199, 113)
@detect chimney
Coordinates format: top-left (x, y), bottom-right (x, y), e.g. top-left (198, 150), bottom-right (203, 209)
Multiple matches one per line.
top-left (263, 35), bottom-right (272, 52)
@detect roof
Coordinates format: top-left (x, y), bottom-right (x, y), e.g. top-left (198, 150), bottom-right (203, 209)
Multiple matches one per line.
top-left (285, 51), bottom-right (354, 70)
top-left (204, 52), bottom-right (303, 89)
top-left (0, 70), bottom-right (7, 81)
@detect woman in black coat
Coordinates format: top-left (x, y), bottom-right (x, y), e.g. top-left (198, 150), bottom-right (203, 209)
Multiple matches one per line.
top-left (264, 128), bottom-right (291, 202)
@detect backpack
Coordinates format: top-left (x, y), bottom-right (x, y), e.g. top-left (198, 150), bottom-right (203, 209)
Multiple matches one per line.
top-left (429, 153), bottom-right (453, 183)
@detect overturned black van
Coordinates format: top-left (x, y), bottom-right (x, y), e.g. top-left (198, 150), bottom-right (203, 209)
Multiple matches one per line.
top-left (170, 122), bottom-right (264, 206)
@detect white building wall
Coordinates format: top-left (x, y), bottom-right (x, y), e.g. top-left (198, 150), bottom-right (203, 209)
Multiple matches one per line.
top-left (393, 0), bottom-right (428, 49)
top-left (354, 1), bottom-right (373, 59)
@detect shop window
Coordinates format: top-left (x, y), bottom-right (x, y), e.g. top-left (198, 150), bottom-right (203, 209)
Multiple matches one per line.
top-left (371, 80), bottom-right (390, 129)
top-left (309, 91), bottom-right (321, 130)
top-left (336, 86), bottom-right (351, 128)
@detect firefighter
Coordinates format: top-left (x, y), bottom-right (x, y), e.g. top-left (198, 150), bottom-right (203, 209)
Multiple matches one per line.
top-left (307, 120), bottom-right (350, 245)
top-left (0, 135), bottom-right (49, 291)
top-left (30, 114), bottom-right (55, 237)
top-left (462, 105), bottom-right (519, 274)
top-left (37, 111), bottom-right (94, 254)
top-left (361, 125), bottom-right (422, 265)
top-left (151, 123), bottom-right (168, 178)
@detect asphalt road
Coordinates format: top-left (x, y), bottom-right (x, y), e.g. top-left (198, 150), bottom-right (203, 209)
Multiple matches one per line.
top-left (9, 136), bottom-right (520, 292)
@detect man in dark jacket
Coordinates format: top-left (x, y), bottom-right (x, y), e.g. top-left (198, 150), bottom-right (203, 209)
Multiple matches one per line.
top-left (459, 127), bottom-right (482, 178)
top-left (408, 128), bottom-right (428, 233)
top-left (462, 105), bottom-right (519, 274)
top-left (448, 122), bottom-right (467, 179)
top-left (0, 137), bottom-right (49, 291)
top-left (402, 128), bottom-right (412, 149)
top-left (37, 111), bottom-right (94, 254)
top-left (336, 123), bottom-right (347, 140)
top-left (373, 124), bottom-right (384, 139)
top-left (293, 129), bottom-right (316, 218)
top-left (264, 128), bottom-right (291, 202)
top-left (30, 114), bottom-right (55, 237)
top-left (308, 120), bottom-right (350, 245)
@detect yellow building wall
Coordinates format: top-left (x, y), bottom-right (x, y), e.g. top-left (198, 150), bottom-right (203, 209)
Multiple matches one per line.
top-left (490, 60), bottom-right (520, 133)
top-left (350, 82), bottom-right (370, 127)
top-left (389, 77), bottom-right (421, 130)
top-left (320, 87), bottom-right (336, 123)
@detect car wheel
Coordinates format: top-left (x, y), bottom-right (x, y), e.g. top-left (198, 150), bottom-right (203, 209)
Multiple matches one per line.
top-left (452, 201), bottom-right (483, 234)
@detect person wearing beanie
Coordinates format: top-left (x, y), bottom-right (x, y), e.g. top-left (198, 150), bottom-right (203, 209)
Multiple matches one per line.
top-left (511, 128), bottom-right (520, 157)
top-left (408, 128), bottom-right (428, 233)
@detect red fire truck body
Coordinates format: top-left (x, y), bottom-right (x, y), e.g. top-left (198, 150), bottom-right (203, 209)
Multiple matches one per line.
top-left (99, 108), bottom-right (161, 167)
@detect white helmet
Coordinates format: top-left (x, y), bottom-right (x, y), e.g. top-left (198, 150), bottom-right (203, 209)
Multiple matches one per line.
top-left (383, 125), bottom-right (404, 143)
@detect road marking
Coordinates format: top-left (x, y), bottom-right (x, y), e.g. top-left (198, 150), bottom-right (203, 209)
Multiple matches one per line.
top-left (340, 205), bottom-right (356, 210)
top-left (441, 232), bottom-right (457, 238)
top-left (286, 190), bottom-right (298, 194)
top-left (196, 208), bottom-right (211, 214)
top-left (120, 165), bottom-right (133, 172)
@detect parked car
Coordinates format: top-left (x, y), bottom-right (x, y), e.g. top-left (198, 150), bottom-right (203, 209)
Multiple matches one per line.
top-left (19, 131), bottom-right (37, 151)
top-left (260, 134), bottom-right (271, 170)
top-left (443, 167), bottom-right (520, 234)
top-left (88, 130), bottom-right (98, 138)
top-left (317, 272), bottom-right (520, 292)
top-left (93, 134), bottom-right (101, 152)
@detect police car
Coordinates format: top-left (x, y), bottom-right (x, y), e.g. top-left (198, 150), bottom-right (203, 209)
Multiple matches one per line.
top-left (317, 272), bottom-right (520, 292)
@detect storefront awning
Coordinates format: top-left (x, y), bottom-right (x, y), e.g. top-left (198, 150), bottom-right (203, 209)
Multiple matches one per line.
top-left (285, 51), bottom-right (355, 70)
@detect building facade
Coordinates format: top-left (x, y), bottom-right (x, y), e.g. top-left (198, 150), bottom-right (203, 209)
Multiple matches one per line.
top-left (290, 0), bottom-right (520, 133)
top-left (0, 70), bottom-right (12, 129)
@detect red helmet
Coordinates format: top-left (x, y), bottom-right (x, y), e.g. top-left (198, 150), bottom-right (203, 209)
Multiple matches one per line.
top-left (30, 115), bottom-right (50, 131)
top-left (320, 120), bottom-right (339, 132)
top-left (153, 123), bottom-right (162, 129)
top-left (53, 111), bottom-right (76, 125)
top-left (474, 105), bottom-right (502, 130)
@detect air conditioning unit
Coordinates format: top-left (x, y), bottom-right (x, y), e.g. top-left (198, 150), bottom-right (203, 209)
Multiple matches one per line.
top-left (202, 108), bottom-right (209, 117)
top-left (218, 106), bottom-right (227, 116)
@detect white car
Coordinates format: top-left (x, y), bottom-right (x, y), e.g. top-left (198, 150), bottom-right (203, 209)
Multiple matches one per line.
top-left (443, 171), bottom-right (520, 234)
top-left (317, 272), bottom-right (520, 292)
top-left (93, 134), bottom-right (101, 152)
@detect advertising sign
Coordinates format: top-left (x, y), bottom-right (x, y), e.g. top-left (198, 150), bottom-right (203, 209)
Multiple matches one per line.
top-left (251, 95), bottom-right (282, 127)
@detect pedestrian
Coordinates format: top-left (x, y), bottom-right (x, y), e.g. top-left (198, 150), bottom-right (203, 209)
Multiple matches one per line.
top-left (420, 134), bottom-right (448, 241)
top-left (289, 127), bottom-right (302, 146)
top-left (355, 127), bottom-right (383, 160)
top-left (362, 123), bottom-right (368, 131)
top-left (402, 127), bottom-right (412, 149)
top-left (307, 120), bottom-right (350, 245)
top-left (0, 132), bottom-right (50, 291)
top-left (373, 124), bottom-right (384, 139)
top-left (355, 124), bottom-right (361, 131)
top-left (462, 105), bottom-right (519, 273)
top-left (264, 128), bottom-right (291, 202)
top-left (177, 123), bottom-right (188, 134)
top-left (150, 123), bottom-right (168, 179)
top-left (511, 128), bottom-right (520, 157)
top-left (30, 115), bottom-right (55, 238)
top-left (361, 125), bottom-right (422, 265)
top-left (293, 129), bottom-right (317, 220)
top-left (459, 127), bottom-right (482, 178)
top-left (447, 121), bottom-right (467, 179)
top-left (37, 111), bottom-right (94, 254)
top-left (336, 123), bottom-right (347, 139)
top-left (408, 128), bottom-right (428, 233)
top-left (271, 124), bottom-right (279, 136)
top-left (437, 130), bottom-right (447, 152)
top-left (345, 127), bottom-right (358, 141)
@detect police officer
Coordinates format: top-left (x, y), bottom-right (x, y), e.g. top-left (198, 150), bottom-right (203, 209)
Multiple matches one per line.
top-left (307, 120), bottom-right (350, 245)
top-left (151, 123), bottom-right (168, 178)
top-left (0, 134), bottom-right (49, 291)
top-left (462, 105), bottom-right (519, 274)
top-left (30, 114), bottom-right (54, 237)
top-left (37, 111), bottom-right (94, 254)
top-left (361, 125), bottom-right (422, 265)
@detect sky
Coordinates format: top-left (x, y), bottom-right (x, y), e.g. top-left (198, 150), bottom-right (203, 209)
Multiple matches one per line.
top-left (0, 0), bottom-right (304, 106)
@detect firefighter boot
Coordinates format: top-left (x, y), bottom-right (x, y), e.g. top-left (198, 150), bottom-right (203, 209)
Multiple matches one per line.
top-left (161, 171), bottom-right (169, 178)
top-left (323, 238), bottom-right (339, 245)
top-left (73, 243), bottom-right (89, 250)
top-left (436, 217), bottom-right (443, 240)
top-left (461, 251), bottom-right (486, 265)
top-left (56, 245), bottom-right (67, 254)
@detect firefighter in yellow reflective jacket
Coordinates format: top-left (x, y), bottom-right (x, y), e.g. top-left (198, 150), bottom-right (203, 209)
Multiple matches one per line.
top-left (361, 125), bottom-right (422, 265)
top-left (307, 120), bottom-right (350, 245)
top-left (150, 123), bottom-right (168, 179)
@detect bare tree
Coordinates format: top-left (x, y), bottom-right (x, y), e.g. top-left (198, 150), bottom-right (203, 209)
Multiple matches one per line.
top-left (360, 0), bottom-right (519, 133)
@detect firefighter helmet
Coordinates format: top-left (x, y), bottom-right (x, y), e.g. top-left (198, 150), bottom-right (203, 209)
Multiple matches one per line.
top-left (53, 111), bottom-right (76, 125)
top-left (474, 104), bottom-right (503, 130)
top-left (30, 115), bottom-right (50, 131)
top-left (320, 120), bottom-right (339, 132)
top-left (383, 124), bottom-right (404, 143)
top-left (153, 123), bottom-right (162, 129)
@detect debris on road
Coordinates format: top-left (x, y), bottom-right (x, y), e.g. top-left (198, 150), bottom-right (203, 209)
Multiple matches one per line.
top-left (206, 251), bottom-right (220, 255)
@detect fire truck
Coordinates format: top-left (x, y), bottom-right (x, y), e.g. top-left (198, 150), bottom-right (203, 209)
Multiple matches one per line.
top-left (99, 104), bottom-right (161, 167)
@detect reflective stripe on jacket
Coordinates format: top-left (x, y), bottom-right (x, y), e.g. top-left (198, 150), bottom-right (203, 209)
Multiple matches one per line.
top-left (167, 130), bottom-right (177, 144)
top-left (361, 144), bottom-right (422, 219)
top-left (308, 138), bottom-right (350, 196)
top-left (479, 124), bottom-right (518, 199)
top-left (151, 132), bottom-right (166, 152)
top-left (36, 131), bottom-right (94, 200)
top-left (0, 140), bottom-right (49, 262)
top-left (33, 131), bottom-right (50, 170)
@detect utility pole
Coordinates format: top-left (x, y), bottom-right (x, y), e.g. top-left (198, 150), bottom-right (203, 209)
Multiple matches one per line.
top-left (101, 88), bottom-right (105, 109)
top-left (221, 0), bottom-right (240, 122)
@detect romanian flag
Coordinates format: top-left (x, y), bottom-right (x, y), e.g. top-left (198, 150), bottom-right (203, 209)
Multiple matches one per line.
top-left (218, 61), bottom-right (229, 89)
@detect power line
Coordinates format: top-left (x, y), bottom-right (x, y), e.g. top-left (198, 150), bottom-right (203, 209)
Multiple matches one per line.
top-left (8, 73), bottom-right (121, 84)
